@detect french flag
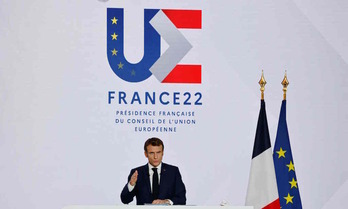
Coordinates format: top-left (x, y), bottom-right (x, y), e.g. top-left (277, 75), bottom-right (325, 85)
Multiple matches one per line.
top-left (246, 100), bottom-right (280, 209)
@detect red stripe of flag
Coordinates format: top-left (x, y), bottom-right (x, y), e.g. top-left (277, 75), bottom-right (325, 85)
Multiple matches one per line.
top-left (162, 9), bottom-right (202, 29)
top-left (162, 65), bottom-right (201, 84)
top-left (263, 199), bottom-right (280, 209)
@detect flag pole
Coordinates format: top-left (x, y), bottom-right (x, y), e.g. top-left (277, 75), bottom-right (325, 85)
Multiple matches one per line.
top-left (259, 70), bottom-right (266, 100)
top-left (282, 71), bottom-right (289, 100)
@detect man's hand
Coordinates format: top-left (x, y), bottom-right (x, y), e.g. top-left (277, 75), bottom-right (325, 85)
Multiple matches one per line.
top-left (129, 170), bottom-right (138, 186)
top-left (152, 199), bottom-right (170, 205)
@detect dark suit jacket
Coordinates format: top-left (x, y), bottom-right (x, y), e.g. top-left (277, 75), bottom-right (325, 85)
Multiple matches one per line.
top-left (121, 163), bottom-right (186, 205)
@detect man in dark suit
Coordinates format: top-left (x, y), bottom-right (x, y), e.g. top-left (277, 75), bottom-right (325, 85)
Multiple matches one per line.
top-left (121, 137), bottom-right (186, 205)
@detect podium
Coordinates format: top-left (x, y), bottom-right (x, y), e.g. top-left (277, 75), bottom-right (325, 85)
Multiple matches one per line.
top-left (62, 206), bottom-right (253, 209)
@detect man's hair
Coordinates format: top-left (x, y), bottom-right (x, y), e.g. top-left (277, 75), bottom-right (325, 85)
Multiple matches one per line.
top-left (144, 137), bottom-right (164, 152)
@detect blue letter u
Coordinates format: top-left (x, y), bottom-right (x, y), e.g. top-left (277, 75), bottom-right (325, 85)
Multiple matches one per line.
top-left (107, 8), bottom-right (160, 82)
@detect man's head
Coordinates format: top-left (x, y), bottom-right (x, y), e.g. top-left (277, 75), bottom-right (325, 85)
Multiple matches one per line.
top-left (144, 137), bottom-right (164, 167)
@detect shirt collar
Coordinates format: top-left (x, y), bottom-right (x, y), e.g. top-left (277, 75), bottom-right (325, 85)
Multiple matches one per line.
top-left (148, 162), bottom-right (162, 174)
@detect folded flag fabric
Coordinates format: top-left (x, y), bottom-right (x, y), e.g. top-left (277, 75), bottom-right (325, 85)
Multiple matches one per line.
top-left (273, 100), bottom-right (302, 208)
top-left (246, 100), bottom-right (280, 209)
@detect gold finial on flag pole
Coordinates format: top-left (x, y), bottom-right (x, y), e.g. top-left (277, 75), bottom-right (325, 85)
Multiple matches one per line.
top-left (282, 71), bottom-right (289, 100)
top-left (259, 70), bottom-right (267, 100)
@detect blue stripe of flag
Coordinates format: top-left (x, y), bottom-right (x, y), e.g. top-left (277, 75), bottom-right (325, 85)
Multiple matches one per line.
top-left (252, 100), bottom-right (272, 159)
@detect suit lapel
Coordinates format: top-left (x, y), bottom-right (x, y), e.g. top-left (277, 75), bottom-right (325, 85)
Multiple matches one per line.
top-left (143, 164), bottom-right (152, 195)
top-left (159, 163), bottom-right (167, 196)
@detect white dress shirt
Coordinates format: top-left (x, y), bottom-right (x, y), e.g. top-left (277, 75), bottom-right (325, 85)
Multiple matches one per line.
top-left (148, 163), bottom-right (161, 192)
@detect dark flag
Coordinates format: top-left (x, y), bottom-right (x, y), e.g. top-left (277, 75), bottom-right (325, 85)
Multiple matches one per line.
top-left (273, 100), bottom-right (302, 208)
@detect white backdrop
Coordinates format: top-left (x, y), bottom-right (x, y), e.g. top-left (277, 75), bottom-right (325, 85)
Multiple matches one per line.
top-left (1, 0), bottom-right (347, 209)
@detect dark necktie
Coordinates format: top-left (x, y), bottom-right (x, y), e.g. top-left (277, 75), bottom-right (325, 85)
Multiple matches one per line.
top-left (152, 168), bottom-right (159, 199)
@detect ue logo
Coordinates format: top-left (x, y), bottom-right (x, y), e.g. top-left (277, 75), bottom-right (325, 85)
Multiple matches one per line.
top-left (107, 8), bottom-right (202, 83)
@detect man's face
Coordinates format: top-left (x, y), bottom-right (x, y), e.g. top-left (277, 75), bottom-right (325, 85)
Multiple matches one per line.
top-left (144, 145), bottom-right (163, 167)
